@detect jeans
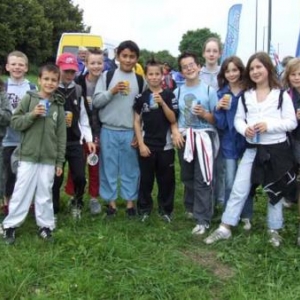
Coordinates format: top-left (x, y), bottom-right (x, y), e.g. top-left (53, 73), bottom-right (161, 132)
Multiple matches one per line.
top-left (222, 148), bottom-right (283, 229)
top-left (224, 158), bottom-right (253, 219)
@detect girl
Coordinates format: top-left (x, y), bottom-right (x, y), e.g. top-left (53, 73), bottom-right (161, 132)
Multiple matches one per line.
top-left (205, 52), bottom-right (297, 247)
top-left (282, 57), bottom-right (300, 245)
top-left (214, 56), bottom-right (253, 230)
top-left (200, 37), bottom-right (222, 90)
top-left (200, 37), bottom-right (225, 209)
top-left (133, 59), bottom-right (178, 222)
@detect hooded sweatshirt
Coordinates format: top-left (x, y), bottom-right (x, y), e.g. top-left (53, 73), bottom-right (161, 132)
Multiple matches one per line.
top-left (11, 91), bottom-right (66, 168)
top-left (200, 66), bottom-right (220, 90)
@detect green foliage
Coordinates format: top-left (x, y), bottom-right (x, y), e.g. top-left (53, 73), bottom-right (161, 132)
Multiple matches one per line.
top-left (0, 0), bottom-right (88, 66)
top-left (139, 49), bottom-right (178, 71)
top-left (179, 28), bottom-right (222, 65)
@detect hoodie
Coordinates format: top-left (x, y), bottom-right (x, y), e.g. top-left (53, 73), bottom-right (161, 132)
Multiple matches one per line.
top-left (200, 66), bottom-right (220, 90)
top-left (11, 91), bottom-right (66, 168)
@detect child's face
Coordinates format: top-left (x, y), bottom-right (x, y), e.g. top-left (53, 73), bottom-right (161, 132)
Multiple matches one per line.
top-left (225, 62), bottom-right (241, 85)
top-left (6, 56), bottom-right (28, 81)
top-left (60, 69), bottom-right (76, 85)
top-left (146, 66), bottom-right (163, 88)
top-left (249, 58), bottom-right (268, 85)
top-left (38, 71), bottom-right (60, 98)
top-left (117, 48), bottom-right (138, 73)
top-left (203, 41), bottom-right (221, 66)
top-left (288, 67), bottom-right (300, 90)
top-left (180, 57), bottom-right (201, 81)
top-left (86, 54), bottom-right (104, 78)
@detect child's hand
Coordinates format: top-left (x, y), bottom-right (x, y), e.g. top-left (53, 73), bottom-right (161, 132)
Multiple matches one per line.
top-left (172, 131), bottom-right (185, 149)
top-left (56, 167), bottom-right (63, 176)
top-left (193, 104), bottom-right (206, 118)
top-left (153, 93), bottom-right (163, 106)
top-left (33, 104), bottom-right (46, 117)
top-left (254, 122), bottom-right (267, 133)
top-left (139, 143), bottom-right (151, 157)
top-left (87, 142), bottom-right (96, 154)
top-left (245, 126), bottom-right (256, 138)
top-left (131, 136), bottom-right (138, 148)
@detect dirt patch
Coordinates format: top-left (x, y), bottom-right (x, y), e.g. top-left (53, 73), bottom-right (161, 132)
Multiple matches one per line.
top-left (182, 249), bottom-right (235, 280)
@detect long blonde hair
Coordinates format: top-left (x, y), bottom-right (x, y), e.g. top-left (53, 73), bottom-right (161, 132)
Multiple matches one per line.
top-left (282, 57), bottom-right (300, 88)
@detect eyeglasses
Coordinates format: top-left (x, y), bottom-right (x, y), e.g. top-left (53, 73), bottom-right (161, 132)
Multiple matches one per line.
top-left (181, 62), bottom-right (197, 71)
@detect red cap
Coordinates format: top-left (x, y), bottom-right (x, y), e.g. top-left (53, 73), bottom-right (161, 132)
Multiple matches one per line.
top-left (56, 53), bottom-right (79, 71)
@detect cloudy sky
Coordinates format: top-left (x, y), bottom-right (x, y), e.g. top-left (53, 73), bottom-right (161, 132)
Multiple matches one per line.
top-left (73, 0), bottom-right (300, 63)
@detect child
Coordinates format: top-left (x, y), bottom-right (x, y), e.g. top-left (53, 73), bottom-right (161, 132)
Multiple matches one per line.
top-left (282, 57), bottom-right (300, 245)
top-left (171, 51), bottom-right (219, 235)
top-left (0, 79), bottom-right (12, 207)
top-left (205, 52), bottom-right (297, 247)
top-left (53, 52), bottom-right (96, 219)
top-left (93, 40), bottom-right (146, 217)
top-left (2, 51), bottom-right (37, 215)
top-left (2, 64), bottom-right (66, 244)
top-left (200, 37), bottom-right (225, 209)
top-left (64, 49), bottom-right (103, 215)
top-left (214, 55), bottom-right (253, 230)
top-left (133, 59), bottom-right (178, 222)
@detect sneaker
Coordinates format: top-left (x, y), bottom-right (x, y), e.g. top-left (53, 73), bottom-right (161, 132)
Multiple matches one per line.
top-left (185, 211), bottom-right (194, 220)
top-left (204, 226), bottom-right (232, 244)
top-left (71, 206), bottom-right (82, 220)
top-left (140, 213), bottom-right (150, 222)
top-left (282, 198), bottom-right (293, 208)
top-left (268, 229), bottom-right (282, 247)
top-left (106, 206), bottom-right (117, 217)
top-left (126, 207), bottom-right (136, 218)
top-left (3, 227), bottom-right (16, 245)
top-left (89, 198), bottom-right (101, 215)
top-left (38, 227), bottom-right (53, 242)
top-left (241, 218), bottom-right (252, 230)
top-left (162, 214), bottom-right (172, 223)
top-left (192, 224), bottom-right (209, 235)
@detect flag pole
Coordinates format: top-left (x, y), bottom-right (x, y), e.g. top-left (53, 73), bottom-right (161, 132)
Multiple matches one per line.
top-left (267, 0), bottom-right (272, 54)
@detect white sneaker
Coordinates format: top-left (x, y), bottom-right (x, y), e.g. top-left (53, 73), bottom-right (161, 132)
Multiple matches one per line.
top-left (71, 207), bottom-right (82, 220)
top-left (282, 198), bottom-right (293, 208)
top-left (241, 218), bottom-right (252, 230)
top-left (192, 224), bottom-right (209, 235)
top-left (204, 226), bottom-right (232, 244)
top-left (268, 229), bottom-right (282, 247)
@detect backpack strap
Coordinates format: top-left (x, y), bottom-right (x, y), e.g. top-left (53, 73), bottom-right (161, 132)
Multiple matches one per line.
top-left (29, 83), bottom-right (36, 90)
top-left (277, 89), bottom-right (284, 110)
top-left (135, 73), bottom-right (144, 94)
top-left (106, 69), bottom-right (115, 90)
top-left (177, 87), bottom-right (181, 101)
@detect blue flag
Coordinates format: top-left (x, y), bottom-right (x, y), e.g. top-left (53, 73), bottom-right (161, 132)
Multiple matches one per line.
top-left (221, 4), bottom-right (243, 63)
top-left (296, 30), bottom-right (300, 57)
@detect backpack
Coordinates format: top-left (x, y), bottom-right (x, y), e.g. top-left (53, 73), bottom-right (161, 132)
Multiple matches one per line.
top-left (106, 69), bottom-right (144, 94)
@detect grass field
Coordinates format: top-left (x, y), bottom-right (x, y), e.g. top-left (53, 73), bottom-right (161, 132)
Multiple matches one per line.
top-left (1, 158), bottom-right (300, 300)
top-left (1, 74), bottom-right (300, 299)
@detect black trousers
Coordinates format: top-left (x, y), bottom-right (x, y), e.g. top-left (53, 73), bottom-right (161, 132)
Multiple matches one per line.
top-left (137, 149), bottom-right (175, 215)
top-left (3, 146), bottom-right (17, 198)
top-left (52, 144), bottom-right (86, 213)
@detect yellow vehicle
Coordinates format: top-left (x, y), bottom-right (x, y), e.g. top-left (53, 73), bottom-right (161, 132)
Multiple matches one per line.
top-left (56, 33), bottom-right (103, 59)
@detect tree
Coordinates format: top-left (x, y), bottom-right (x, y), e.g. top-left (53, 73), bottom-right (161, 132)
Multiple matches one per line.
top-left (0, 0), bottom-right (87, 66)
top-left (179, 28), bottom-right (221, 65)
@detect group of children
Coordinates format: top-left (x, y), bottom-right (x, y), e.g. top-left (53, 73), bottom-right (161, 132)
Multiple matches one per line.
top-left (1, 37), bottom-right (300, 247)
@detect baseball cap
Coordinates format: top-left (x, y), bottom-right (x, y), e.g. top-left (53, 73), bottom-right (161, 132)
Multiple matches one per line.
top-left (56, 53), bottom-right (79, 71)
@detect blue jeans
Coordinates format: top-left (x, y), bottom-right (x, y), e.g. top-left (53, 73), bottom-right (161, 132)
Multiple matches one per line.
top-left (222, 148), bottom-right (283, 229)
top-left (224, 158), bottom-right (253, 219)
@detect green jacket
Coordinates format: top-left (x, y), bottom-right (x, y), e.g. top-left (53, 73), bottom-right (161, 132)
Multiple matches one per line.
top-left (0, 91), bottom-right (12, 140)
top-left (11, 91), bottom-right (66, 168)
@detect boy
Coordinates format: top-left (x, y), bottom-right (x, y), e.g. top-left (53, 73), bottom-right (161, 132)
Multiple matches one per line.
top-left (93, 40), bottom-right (145, 217)
top-left (2, 64), bottom-right (66, 244)
top-left (133, 59), bottom-right (178, 222)
top-left (65, 49), bottom-right (103, 214)
top-left (171, 51), bottom-right (219, 235)
top-left (2, 51), bottom-right (37, 215)
top-left (53, 52), bottom-right (95, 219)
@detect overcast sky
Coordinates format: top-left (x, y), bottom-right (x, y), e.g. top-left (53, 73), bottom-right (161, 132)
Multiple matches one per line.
top-left (72, 0), bottom-right (300, 63)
